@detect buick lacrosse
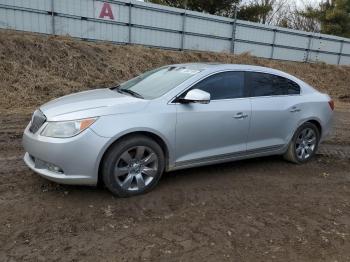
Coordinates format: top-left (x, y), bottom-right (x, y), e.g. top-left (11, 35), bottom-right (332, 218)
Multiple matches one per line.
top-left (23, 64), bottom-right (334, 197)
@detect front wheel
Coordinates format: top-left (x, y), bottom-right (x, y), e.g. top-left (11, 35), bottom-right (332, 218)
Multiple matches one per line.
top-left (284, 122), bottom-right (320, 164)
top-left (102, 135), bottom-right (165, 197)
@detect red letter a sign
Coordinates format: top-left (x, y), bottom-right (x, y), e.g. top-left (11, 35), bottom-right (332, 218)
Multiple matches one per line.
top-left (99, 3), bottom-right (114, 20)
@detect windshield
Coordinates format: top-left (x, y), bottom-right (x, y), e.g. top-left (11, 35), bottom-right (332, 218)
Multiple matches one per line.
top-left (116, 66), bottom-right (201, 99)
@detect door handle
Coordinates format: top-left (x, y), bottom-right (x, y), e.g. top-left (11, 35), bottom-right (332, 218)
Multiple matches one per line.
top-left (290, 106), bottom-right (301, 113)
top-left (234, 112), bottom-right (248, 119)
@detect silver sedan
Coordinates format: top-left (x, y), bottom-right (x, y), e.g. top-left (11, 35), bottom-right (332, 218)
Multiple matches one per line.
top-left (23, 64), bottom-right (334, 197)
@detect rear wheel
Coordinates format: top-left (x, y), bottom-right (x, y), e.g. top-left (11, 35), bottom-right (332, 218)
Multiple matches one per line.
top-left (284, 122), bottom-right (320, 164)
top-left (102, 135), bottom-right (165, 197)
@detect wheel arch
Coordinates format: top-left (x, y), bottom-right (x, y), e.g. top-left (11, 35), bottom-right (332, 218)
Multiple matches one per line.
top-left (296, 117), bottom-right (323, 136)
top-left (283, 118), bottom-right (322, 163)
top-left (306, 119), bottom-right (322, 137)
top-left (286, 117), bottom-right (323, 147)
top-left (96, 130), bottom-right (171, 185)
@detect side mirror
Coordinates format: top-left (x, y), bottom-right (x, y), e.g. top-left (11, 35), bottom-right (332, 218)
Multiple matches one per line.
top-left (181, 89), bottom-right (210, 104)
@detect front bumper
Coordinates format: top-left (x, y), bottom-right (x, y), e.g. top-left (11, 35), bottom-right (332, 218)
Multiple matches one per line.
top-left (22, 124), bottom-right (109, 186)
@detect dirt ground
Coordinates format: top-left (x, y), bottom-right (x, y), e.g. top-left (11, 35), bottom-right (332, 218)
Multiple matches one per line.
top-left (1, 30), bottom-right (350, 261)
top-left (0, 103), bottom-right (349, 261)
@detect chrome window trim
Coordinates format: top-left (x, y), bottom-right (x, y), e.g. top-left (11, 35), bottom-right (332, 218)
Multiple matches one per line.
top-left (168, 69), bottom-right (303, 104)
top-left (168, 69), bottom-right (248, 104)
top-left (247, 71), bottom-right (302, 98)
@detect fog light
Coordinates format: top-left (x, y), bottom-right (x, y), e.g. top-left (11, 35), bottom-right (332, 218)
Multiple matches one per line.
top-left (46, 163), bottom-right (63, 174)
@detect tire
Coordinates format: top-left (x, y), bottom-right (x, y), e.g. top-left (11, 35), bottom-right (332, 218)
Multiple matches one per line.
top-left (102, 135), bottom-right (165, 197)
top-left (283, 122), bottom-right (320, 164)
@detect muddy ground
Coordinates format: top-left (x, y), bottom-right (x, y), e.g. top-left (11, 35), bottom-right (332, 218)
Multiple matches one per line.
top-left (0, 103), bottom-right (349, 262)
top-left (1, 30), bottom-right (350, 262)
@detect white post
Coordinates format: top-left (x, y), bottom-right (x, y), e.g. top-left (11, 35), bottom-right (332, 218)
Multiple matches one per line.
top-left (231, 5), bottom-right (238, 54)
top-left (51, 0), bottom-right (55, 35)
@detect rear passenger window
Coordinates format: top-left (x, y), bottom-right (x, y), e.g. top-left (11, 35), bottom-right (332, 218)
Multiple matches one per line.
top-left (192, 71), bottom-right (245, 100)
top-left (250, 72), bottom-right (300, 96)
top-left (286, 80), bottom-right (300, 95)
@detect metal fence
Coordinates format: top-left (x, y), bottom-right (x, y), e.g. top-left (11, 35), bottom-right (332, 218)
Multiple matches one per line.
top-left (1, 0), bottom-right (350, 65)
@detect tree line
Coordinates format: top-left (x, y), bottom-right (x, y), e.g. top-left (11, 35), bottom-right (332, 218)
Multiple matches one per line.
top-left (146, 0), bottom-right (350, 38)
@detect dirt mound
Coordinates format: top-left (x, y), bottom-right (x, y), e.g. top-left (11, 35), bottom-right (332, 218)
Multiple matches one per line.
top-left (0, 29), bottom-right (349, 111)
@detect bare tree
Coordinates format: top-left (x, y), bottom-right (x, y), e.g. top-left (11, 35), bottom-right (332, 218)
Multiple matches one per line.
top-left (238, 0), bottom-right (288, 24)
top-left (265, 0), bottom-right (289, 24)
top-left (148, 0), bottom-right (322, 33)
top-left (276, 1), bottom-right (320, 32)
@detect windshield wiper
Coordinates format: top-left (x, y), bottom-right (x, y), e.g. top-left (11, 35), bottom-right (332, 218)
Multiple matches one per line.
top-left (114, 86), bottom-right (144, 99)
top-left (118, 88), bottom-right (144, 99)
top-left (110, 84), bottom-right (120, 90)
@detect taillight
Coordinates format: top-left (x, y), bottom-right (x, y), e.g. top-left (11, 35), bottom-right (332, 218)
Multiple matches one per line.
top-left (328, 100), bottom-right (334, 111)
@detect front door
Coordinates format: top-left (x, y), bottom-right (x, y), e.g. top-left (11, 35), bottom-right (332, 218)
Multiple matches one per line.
top-left (174, 71), bottom-right (251, 165)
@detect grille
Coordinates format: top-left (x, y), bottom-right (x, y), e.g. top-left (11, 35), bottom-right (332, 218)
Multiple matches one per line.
top-left (29, 110), bottom-right (46, 133)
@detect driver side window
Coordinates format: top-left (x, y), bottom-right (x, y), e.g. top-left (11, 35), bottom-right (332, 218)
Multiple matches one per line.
top-left (191, 71), bottom-right (245, 100)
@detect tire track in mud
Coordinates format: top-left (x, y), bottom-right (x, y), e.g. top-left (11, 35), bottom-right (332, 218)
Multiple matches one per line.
top-left (1, 115), bottom-right (350, 261)
top-left (0, 114), bottom-right (29, 161)
top-left (318, 144), bottom-right (350, 159)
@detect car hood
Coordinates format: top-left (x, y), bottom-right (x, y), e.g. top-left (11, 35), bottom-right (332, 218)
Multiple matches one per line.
top-left (40, 89), bottom-right (149, 121)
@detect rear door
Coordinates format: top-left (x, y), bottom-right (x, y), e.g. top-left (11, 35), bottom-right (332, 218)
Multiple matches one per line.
top-left (174, 71), bottom-right (251, 165)
top-left (246, 72), bottom-right (302, 151)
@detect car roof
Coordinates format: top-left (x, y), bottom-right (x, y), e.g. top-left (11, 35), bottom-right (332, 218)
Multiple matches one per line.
top-left (170, 63), bottom-right (289, 75)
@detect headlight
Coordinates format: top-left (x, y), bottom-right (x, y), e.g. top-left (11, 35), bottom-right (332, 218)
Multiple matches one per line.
top-left (41, 118), bottom-right (97, 138)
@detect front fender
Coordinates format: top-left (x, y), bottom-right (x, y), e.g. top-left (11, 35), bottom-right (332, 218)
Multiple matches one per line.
top-left (91, 110), bottom-right (177, 176)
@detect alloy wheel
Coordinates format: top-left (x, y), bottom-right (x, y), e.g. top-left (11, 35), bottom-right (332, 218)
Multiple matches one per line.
top-left (114, 146), bottom-right (158, 191)
top-left (295, 127), bottom-right (317, 160)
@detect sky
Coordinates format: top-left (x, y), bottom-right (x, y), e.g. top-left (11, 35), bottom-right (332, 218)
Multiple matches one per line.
top-left (137, 0), bottom-right (324, 8)
top-left (285, 0), bottom-right (323, 8)
top-left (239, 0), bottom-right (323, 8)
